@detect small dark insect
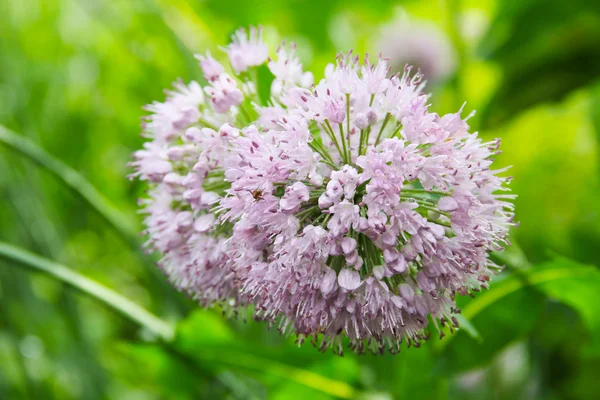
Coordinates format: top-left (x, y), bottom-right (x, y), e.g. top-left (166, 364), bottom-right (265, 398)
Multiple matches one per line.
top-left (251, 189), bottom-right (264, 202)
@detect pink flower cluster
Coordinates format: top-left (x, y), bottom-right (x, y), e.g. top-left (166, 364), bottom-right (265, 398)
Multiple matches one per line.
top-left (131, 27), bottom-right (515, 354)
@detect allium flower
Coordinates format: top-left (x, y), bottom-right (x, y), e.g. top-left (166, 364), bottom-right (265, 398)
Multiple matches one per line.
top-left (376, 18), bottom-right (457, 83)
top-left (131, 26), bottom-right (515, 354)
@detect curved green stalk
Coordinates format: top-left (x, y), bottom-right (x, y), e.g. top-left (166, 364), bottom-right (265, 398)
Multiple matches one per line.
top-left (0, 126), bottom-right (195, 313)
top-left (0, 242), bottom-right (175, 341)
top-left (461, 267), bottom-right (588, 321)
top-left (345, 93), bottom-right (352, 164)
top-left (436, 259), bottom-right (592, 351)
top-left (0, 125), bottom-right (138, 247)
top-left (0, 242), bottom-right (358, 398)
top-left (323, 120), bottom-right (345, 163)
top-left (374, 112), bottom-right (391, 146)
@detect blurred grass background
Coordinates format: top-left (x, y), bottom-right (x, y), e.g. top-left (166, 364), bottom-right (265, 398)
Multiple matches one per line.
top-left (1, 0), bottom-right (600, 399)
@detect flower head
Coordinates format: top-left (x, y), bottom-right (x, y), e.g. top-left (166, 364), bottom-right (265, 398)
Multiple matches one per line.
top-left (132, 26), bottom-right (515, 354)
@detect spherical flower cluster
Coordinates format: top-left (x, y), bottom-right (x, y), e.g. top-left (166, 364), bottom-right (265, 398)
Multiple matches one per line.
top-left (131, 26), bottom-right (515, 354)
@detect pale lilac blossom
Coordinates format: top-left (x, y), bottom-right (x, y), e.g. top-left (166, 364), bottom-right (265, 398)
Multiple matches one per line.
top-left (132, 26), bottom-right (516, 355)
top-left (196, 51), bottom-right (224, 81)
top-left (204, 73), bottom-right (244, 113)
top-left (226, 26), bottom-right (269, 73)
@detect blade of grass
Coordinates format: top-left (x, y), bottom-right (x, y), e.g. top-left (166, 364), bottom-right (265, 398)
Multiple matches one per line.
top-left (0, 126), bottom-right (192, 313)
top-left (462, 267), bottom-right (594, 321)
top-left (0, 125), bottom-right (138, 247)
top-left (7, 166), bottom-right (108, 398)
top-left (437, 261), bottom-right (596, 350)
top-left (0, 242), bottom-right (358, 398)
top-left (1, 242), bottom-right (255, 398)
top-left (0, 242), bottom-right (175, 341)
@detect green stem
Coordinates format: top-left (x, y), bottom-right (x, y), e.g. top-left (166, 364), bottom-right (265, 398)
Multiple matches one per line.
top-left (400, 195), bottom-right (438, 206)
top-left (362, 126), bottom-right (372, 155)
top-left (198, 118), bottom-right (219, 131)
top-left (317, 156), bottom-right (339, 170)
top-left (374, 113), bottom-right (391, 146)
top-left (434, 220), bottom-right (452, 228)
top-left (338, 123), bottom-right (349, 165)
top-left (238, 103), bottom-right (253, 124)
top-left (308, 191), bottom-right (325, 201)
top-left (324, 120), bottom-right (344, 163)
top-left (358, 128), bottom-right (366, 158)
top-left (0, 242), bottom-right (175, 341)
top-left (390, 122), bottom-right (402, 139)
top-left (310, 136), bottom-right (335, 163)
top-left (308, 142), bottom-right (338, 170)
top-left (345, 94), bottom-right (352, 165)
top-left (296, 205), bottom-right (321, 221)
top-left (417, 204), bottom-right (451, 218)
top-left (203, 181), bottom-right (230, 192)
top-left (402, 188), bottom-right (450, 197)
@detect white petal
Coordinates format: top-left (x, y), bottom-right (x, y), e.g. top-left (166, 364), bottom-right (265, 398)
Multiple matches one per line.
top-left (438, 196), bottom-right (458, 212)
top-left (429, 223), bottom-right (446, 239)
top-left (337, 269), bottom-right (361, 291)
top-left (341, 237), bottom-right (357, 254)
top-left (391, 255), bottom-right (407, 273)
top-left (391, 295), bottom-right (405, 309)
top-left (399, 284), bottom-right (415, 301)
top-left (194, 214), bottom-right (215, 232)
top-left (320, 268), bottom-right (338, 294)
top-left (279, 197), bottom-right (298, 211)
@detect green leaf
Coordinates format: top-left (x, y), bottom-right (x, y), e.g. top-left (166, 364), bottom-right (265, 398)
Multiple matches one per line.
top-left (0, 125), bottom-right (184, 309)
top-left (0, 125), bottom-right (138, 247)
top-left (118, 341), bottom-right (268, 400)
top-left (438, 281), bottom-right (544, 373)
top-left (533, 257), bottom-right (600, 355)
top-left (590, 81), bottom-right (600, 154)
top-left (177, 347), bottom-right (357, 399)
top-left (173, 311), bottom-right (358, 399)
top-left (439, 256), bottom-right (600, 372)
top-left (176, 309), bottom-right (235, 350)
top-left (116, 343), bottom-right (206, 399)
top-left (0, 242), bottom-right (174, 341)
top-left (271, 357), bottom-right (360, 400)
top-left (479, 0), bottom-right (600, 127)
top-left (490, 90), bottom-right (600, 263)
top-left (453, 314), bottom-right (482, 343)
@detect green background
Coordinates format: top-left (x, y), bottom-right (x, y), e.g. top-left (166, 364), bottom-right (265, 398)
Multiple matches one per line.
top-left (2, 0), bottom-right (600, 398)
